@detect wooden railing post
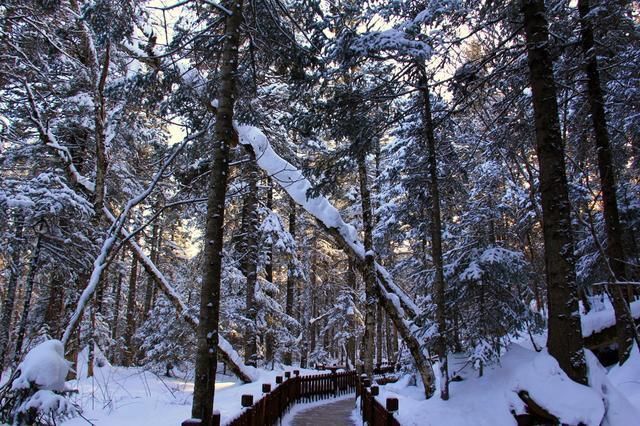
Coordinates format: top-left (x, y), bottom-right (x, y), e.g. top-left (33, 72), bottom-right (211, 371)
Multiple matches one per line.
top-left (211, 410), bottom-right (220, 426)
top-left (387, 397), bottom-right (399, 426)
top-left (331, 371), bottom-right (337, 396)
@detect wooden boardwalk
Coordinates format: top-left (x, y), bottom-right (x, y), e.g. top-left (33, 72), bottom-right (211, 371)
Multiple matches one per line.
top-left (290, 397), bottom-right (357, 426)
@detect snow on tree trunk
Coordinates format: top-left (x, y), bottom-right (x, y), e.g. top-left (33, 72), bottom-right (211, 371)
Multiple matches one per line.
top-left (237, 124), bottom-right (436, 398)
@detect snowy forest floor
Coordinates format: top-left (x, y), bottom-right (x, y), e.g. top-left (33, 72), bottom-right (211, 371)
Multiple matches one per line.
top-left (4, 335), bottom-right (640, 425)
top-left (50, 354), bottom-right (335, 426)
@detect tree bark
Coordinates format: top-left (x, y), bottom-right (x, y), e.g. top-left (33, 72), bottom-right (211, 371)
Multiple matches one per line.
top-left (522, 0), bottom-right (587, 384)
top-left (13, 233), bottom-right (42, 364)
top-left (242, 158), bottom-right (259, 367)
top-left (347, 258), bottom-right (357, 369)
top-left (357, 153), bottom-right (377, 379)
top-left (376, 302), bottom-right (384, 365)
top-left (111, 251), bottom-right (125, 344)
top-left (578, 0), bottom-right (637, 364)
top-left (191, 0), bottom-right (244, 422)
top-left (420, 77), bottom-right (449, 400)
top-left (44, 273), bottom-right (65, 341)
top-left (143, 222), bottom-right (160, 321)
top-left (283, 200), bottom-right (296, 365)
top-left (123, 248), bottom-right (138, 367)
top-left (265, 182), bottom-right (274, 284)
top-left (0, 222), bottom-right (23, 369)
top-left (94, 41), bottom-right (110, 214)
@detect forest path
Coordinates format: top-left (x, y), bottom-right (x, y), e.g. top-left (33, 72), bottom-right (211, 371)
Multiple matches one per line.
top-left (289, 397), bottom-right (357, 426)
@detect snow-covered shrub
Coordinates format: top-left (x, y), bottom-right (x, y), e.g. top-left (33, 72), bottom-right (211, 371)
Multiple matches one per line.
top-left (0, 340), bottom-right (78, 425)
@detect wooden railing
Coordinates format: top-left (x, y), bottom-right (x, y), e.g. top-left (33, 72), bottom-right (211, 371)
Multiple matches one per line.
top-left (225, 369), bottom-right (357, 426)
top-left (356, 375), bottom-right (401, 426)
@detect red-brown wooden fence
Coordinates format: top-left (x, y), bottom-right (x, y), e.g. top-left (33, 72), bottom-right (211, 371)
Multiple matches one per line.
top-left (226, 370), bottom-right (357, 426)
top-left (182, 369), bottom-right (402, 426)
top-left (356, 375), bottom-right (401, 426)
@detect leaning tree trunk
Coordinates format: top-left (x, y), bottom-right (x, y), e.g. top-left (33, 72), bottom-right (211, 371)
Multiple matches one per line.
top-left (420, 75), bottom-right (449, 400)
top-left (578, 0), bottom-right (637, 364)
top-left (242, 158), bottom-right (259, 367)
top-left (191, 0), bottom-right (244, 422)
top-left (357, 152), bottom-right (377, 379)
top-left (522, 0), bottom-right (587, 384)
top-left (12, 234), bottom-right (42, 364)
top-left (238, 128), bottom-right (436, 398)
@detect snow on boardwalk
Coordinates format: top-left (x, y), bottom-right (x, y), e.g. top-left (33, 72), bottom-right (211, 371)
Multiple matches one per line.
top-left (287, 397), bottom-right (357, 426)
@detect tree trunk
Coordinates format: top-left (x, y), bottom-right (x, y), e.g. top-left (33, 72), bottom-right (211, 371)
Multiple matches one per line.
top-left (44, 273), bottom-right (65, 340)
top-left (522, 0), bottom-right (587, 385)
top-left (13, 234), bottom-right (42, 364)
top-left (143, 222), bottom-right (160, 321)
top-left (123, 249), bottom-right (138, 367)
top-left (347, 258), bottom-right (357, 369)
top-left (265, 182), bottom-right (274, 284)
top-left (385, 314), bottom-right (395, 364)
top-left (357, 153), bottom-right (377, 379)
top-left (420, 77), bottom-right (449, 400)
top-left (111, 252), bottom-right (124, 342)
top-left (301, 234), bottom-right (315, 369)
top-left (191, 0), bottom-right (243, 422)
top-left (578, 0), bottom-right (637, 364)
top-left (93, 41), bottom-right (109, 214)
top-left (283, 200), bottom-right (296, 365)
top-left (242, 158), bottom-right (259, 367)
top-left (376, 303), bottom-right (384, 365)
top-left (0, 222), bottom-right (23, 369)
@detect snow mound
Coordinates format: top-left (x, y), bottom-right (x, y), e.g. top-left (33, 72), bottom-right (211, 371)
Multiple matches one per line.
top-left (508, 352), bottom-right (604, 425)
top-left (12, 340), bottom-right (71, 392)
top-left (608, 343), bottom-right (640, 409)
top-left (16, 389), bottom-right (77, 418)
top-left (586, 349), bottom-right (640, 425)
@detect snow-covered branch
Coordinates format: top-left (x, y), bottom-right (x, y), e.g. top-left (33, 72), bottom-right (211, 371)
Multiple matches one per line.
top-left (61, 132), bottom-right (194, 345)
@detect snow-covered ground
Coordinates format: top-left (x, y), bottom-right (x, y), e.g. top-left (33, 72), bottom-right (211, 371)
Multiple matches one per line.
top-left (57, 352), bottom-right (329, 426)
top-left (58, 344), bottom-right (640, 425)
top-left (6, 331), bottom-right (640, 425)
top-left (368, 342), bottom-right (640, 426)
